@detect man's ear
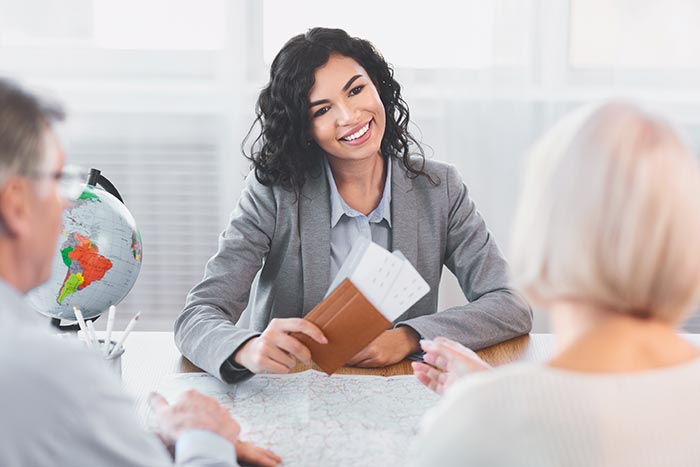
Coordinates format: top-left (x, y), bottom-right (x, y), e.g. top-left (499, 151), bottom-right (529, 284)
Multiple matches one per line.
top-left (0, 177), bottom-right (31, 238)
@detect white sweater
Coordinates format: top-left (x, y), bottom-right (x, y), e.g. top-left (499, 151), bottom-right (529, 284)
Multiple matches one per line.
top-left (410, 358), bottom-right (700, 467)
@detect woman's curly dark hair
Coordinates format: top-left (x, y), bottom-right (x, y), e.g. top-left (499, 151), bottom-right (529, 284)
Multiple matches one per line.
top-left (243, 27), bottom-right (433, 191)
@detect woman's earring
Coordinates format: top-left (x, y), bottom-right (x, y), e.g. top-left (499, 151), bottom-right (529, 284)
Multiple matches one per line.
top-left (306, 139), bottom-right (312, 146)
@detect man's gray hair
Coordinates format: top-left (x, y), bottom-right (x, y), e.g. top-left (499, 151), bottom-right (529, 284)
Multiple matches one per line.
top-left (0, 78), bottom-right (65, 188)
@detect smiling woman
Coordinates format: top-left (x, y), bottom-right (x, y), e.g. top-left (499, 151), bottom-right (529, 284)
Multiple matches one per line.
top-left (174, 27), bottom-right (532, 384)
top-left (308, 57), bottom-right (385, 158)
top-left (307, 54), bottom-right (389, 216)
top-left (243, 27), bottom-right (431, 191)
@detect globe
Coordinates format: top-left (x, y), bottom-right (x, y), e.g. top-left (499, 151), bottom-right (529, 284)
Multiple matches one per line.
top-left (28, 183), bottom-right (143, 321)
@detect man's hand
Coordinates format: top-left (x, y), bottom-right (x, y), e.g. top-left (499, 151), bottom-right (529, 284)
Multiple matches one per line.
top-left (149, 391), bottom-right (282, 466)
top-left (235, 440), bottom-right (281, 467)
top-left (148, 390), bottom-right (240, 447)
top-left (233, 318), bottom-right (327, 374)
top-left (412, 337), bottom-right (491, 395)
top-left (346, 327), bottom-right (421, 367)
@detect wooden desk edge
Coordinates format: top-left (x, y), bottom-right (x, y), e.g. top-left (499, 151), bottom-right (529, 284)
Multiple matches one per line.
top-left (176, 334), bottom-right (534, 377)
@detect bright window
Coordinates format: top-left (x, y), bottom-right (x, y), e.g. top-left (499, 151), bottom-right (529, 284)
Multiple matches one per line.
top-left (262, 0), bottom-right (532, 69)
top-left (570, 0), bottom-right (700, 69)
top-left (0, 0), bottom-right (226, 50)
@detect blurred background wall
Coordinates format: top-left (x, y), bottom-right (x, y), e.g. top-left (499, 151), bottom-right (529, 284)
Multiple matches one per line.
top-left (2, 0), bottom-right (699, 331)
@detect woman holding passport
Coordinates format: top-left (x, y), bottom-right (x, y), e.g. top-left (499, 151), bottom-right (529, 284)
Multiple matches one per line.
top-left (174, 27), bottom-right (531, 383)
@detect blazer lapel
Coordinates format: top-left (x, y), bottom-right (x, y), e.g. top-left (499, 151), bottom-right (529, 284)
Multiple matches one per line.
top-left (299, 167), bottom-right (331, 314)
top-left (391, 157), bottom-right (418, 267)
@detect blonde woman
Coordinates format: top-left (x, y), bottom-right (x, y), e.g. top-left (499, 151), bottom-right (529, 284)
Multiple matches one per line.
top-left (410, 101), bottom-right (700, 466)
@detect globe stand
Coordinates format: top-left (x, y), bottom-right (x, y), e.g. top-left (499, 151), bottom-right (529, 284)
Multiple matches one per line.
top-left (88, 168), bottom-right (124, 203)
top-left (50, 316), bottom-right (100, 332)
top-left (50, 317), bottom-right (78, 332)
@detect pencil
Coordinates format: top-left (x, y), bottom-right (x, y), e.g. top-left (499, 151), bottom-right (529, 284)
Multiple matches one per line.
top-left (103, 305), bottom-right (116, 356)
top-left (86, 319), bottom-right (98, 347)
top-left (73, 306), bottom-right (93, 349)
top-left (109, 311), bottom-right (140, 358)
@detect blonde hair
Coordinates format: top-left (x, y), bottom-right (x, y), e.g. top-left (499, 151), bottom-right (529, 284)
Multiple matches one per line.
top-left (511, 101), bottom-right (700, 322)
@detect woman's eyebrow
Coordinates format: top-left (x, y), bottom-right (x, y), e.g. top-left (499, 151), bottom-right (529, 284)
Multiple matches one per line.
top-left (309, 98), bottom-right (329, 108)
top-left (309, 74), bottom-right (364, 108)
top-left (342, 74), bottom-right (363, 91)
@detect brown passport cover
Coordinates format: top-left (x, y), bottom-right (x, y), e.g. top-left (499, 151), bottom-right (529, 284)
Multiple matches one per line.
top-left (293, 279), bottom-right (392, 375)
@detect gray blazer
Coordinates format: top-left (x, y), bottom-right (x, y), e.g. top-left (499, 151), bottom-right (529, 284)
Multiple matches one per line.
top-left (175, 157), bottom-right (532, 382)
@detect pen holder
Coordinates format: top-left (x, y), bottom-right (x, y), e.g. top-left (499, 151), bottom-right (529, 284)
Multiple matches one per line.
top-left (98, 339), bottom-right (124, 379)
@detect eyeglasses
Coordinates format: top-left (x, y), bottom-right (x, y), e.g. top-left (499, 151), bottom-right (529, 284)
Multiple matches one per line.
top-left (26, 165), bottom-right (91, 201)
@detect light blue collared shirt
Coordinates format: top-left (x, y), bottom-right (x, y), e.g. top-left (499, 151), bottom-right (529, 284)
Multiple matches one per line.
top-left (325, 157), bottom-right (393, 281)
top-left (0, 279), bottom-right (238, 467)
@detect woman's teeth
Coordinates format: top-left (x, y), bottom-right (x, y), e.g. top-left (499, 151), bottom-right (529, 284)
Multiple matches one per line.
top-left (341, 122), bottom-right (370, 141)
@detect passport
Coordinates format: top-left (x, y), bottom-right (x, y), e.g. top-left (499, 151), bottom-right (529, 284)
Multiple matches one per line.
top-left (295, 239), bottom-right (430, 375)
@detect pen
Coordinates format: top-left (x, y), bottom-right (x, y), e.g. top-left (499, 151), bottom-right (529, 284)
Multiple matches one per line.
top-left (73, 306), bottom-right (93, 349)
top-left (103, 305), bottom-right (116, 356)
top-left (109, 311), bottom-right (140, 358)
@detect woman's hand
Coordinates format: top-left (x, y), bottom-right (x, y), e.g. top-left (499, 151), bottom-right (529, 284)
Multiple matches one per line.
top-left (233, 318), bottom-right (328, 374)
top-left (347, 327), bottom-right (421, 367)
top-left (412, 337), bottom-right (491, 395)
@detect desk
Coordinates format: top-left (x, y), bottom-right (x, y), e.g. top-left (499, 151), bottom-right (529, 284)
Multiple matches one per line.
top-left (121, 332), bottom-right (556, 419)
top-left (119, 332), bottom-right (700, 465)
top-left (120, 331), bottom-right (700, 464)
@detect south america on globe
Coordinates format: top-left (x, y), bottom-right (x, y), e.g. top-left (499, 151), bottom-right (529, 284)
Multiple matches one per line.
top-left (28, 184), bottom-right (143, 321)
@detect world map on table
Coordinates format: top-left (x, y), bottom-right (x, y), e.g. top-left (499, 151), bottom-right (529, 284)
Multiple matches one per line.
top-left (155, 370), bottom-right (440, 467)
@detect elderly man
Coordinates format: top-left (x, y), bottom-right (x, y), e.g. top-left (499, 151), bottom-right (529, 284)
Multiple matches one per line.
top-left (0, 79), bottom-right (280, 467)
